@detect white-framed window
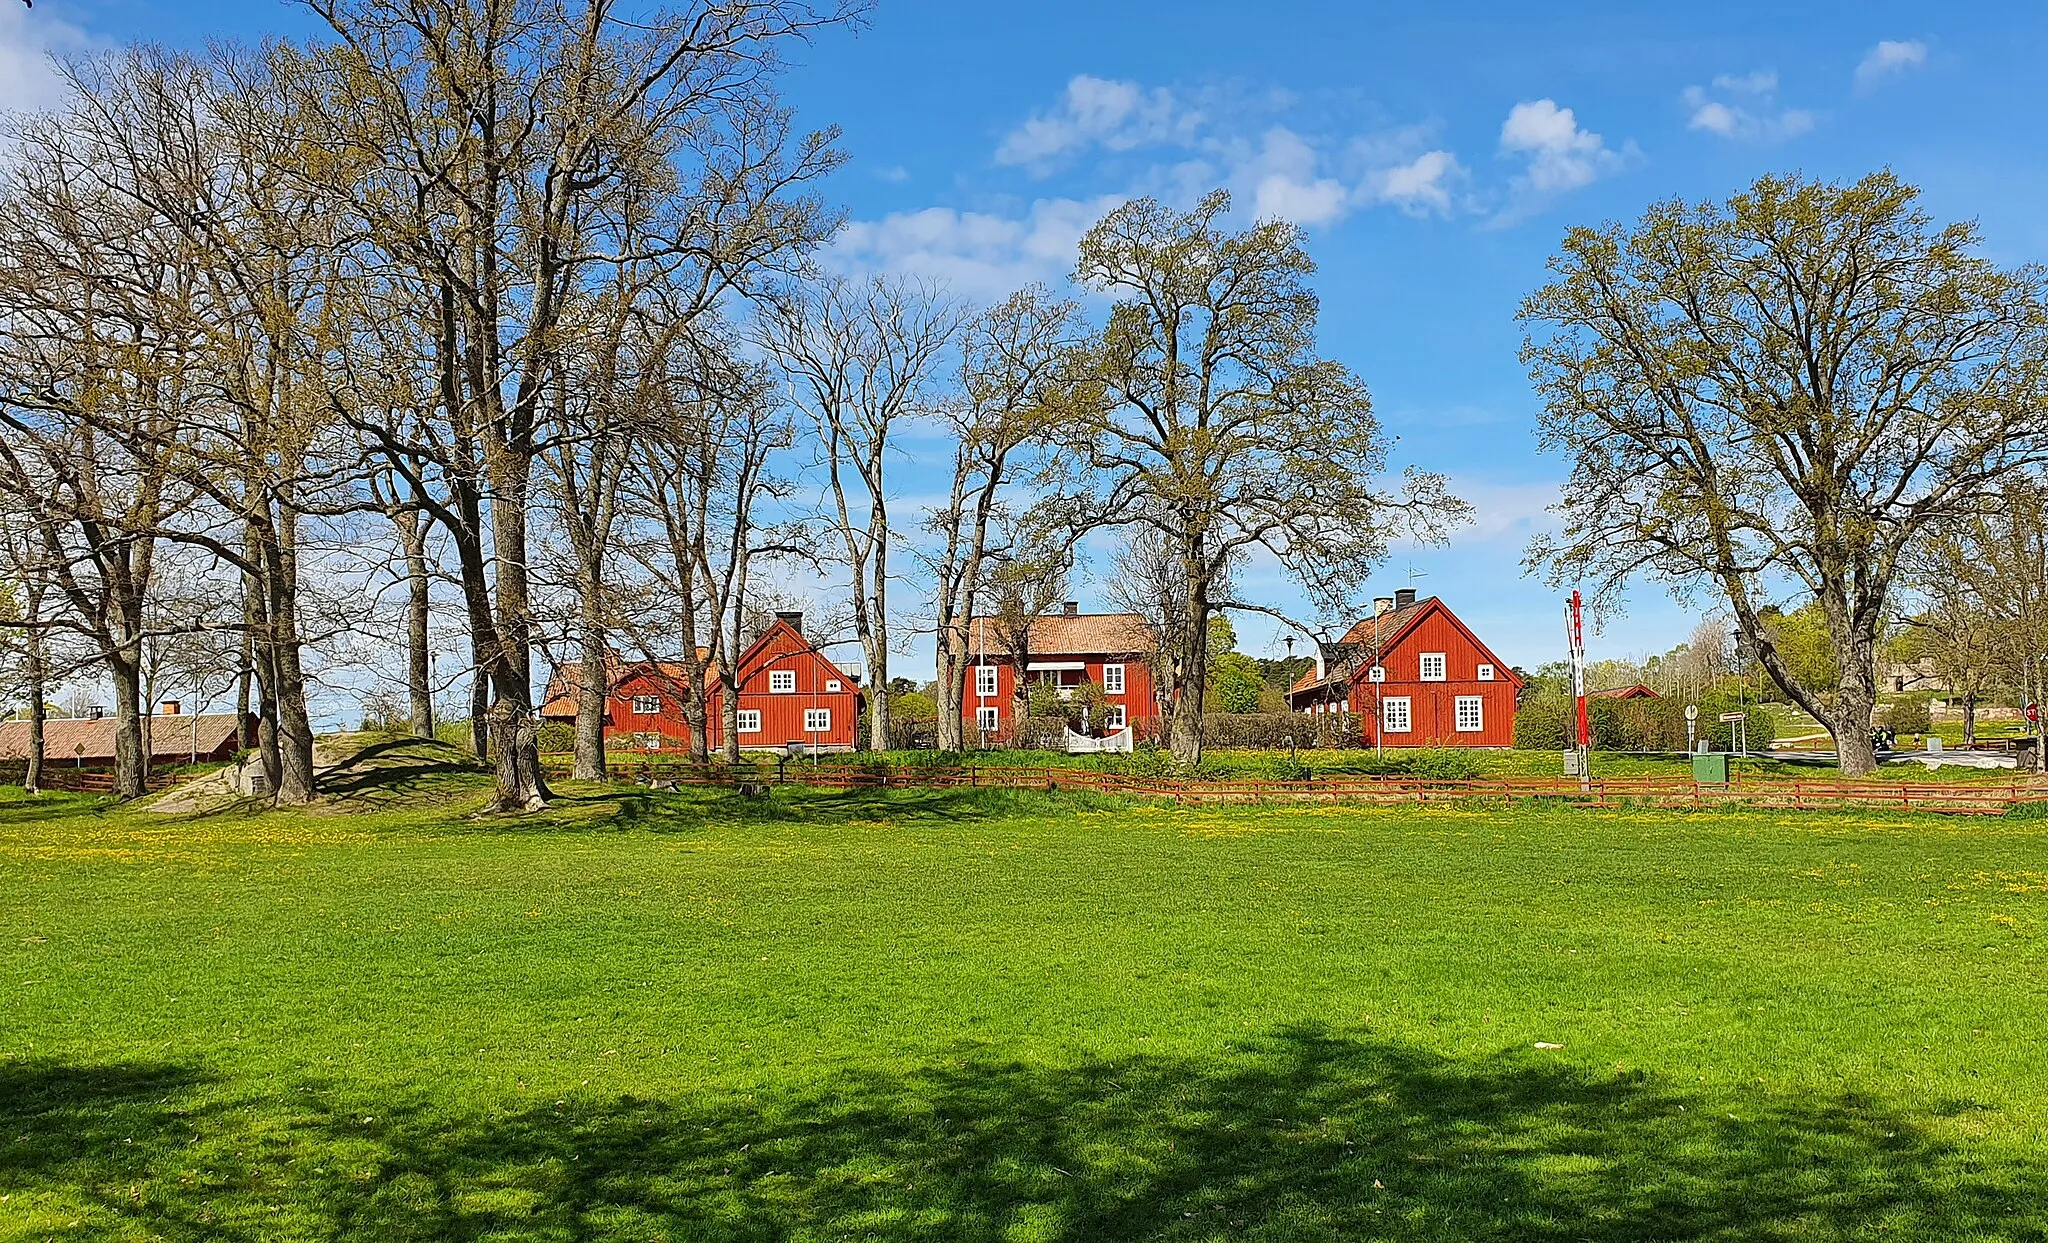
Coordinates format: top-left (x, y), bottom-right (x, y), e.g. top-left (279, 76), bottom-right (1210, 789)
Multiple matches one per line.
top-left (1104, 704), bottom-right (1127, 731)
top-left (737, 710), bottom-right (762, 733)
top-left (1368, 665), bottom-right (1386, 683)
top-left (977, 705), bottom-right (1000, 733)
top-left (1381, 696), bottom-right (1412, 733)
top-left (804, 707), bottom-right (831, 732)
top-left (769, 669), bottom-right (796, 694)
top-left (631, 695), bottom-right (661, 715)
top-left (1103, 663), bottom-right (1125, 695)
top-left (1455, 695), bottom-right (1484, 733)
top-left (1419, 653), bottom-right (1446, 681)
top-left (1477, 664), bottom-right (1495, 682)
top-left (826, 679), bottom-right (842, 693)
top-left (975, 665), bottom-right (999, 697)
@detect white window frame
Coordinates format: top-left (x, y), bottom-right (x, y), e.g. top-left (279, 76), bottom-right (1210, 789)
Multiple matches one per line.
top-left (975, 665), bottom-right (999, 697)
top-left (804, 707), bottom-right (831, 733)
top-left (631, 695), bottom-right (661, 715)
top-left (977, 705), bottom-right (1000, 733)
top-left (1477, 664), bottom-right (1495, 682)
top-left (1382, 696), bottom-right (1412, 734)
top-left (1104, 704), bottom-right (1127, 731)
top-left (636, 732), bottom-right (662, 751)
top-left (737, 710), bottom-right (762, 734)
top-left (1455, 695), bottom-right (1484, 733)
top-left (826, 679), bottom-right (842, 693)
top-left (769, 669), bottom-right (796, 694)
top-left (1367, 665), bottom-right (1386, 683)
top-left (1419, 652), bottom-right (1446, 682)
top-left (1103, 663), bottom-right (1125, 695)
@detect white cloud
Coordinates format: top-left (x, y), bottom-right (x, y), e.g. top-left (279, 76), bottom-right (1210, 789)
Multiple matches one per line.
top-left (1242, 126), bottom-right (1351, 226)
top-left (1711, 70), bottom-right (1778, 95)
top-left (1681, 75), bottom-right (1815, 142)
top-left (995, 74), bottom-right (1197, 173)
top-left (0, 4), bottom-right (93, 117)
top-left (825, 195), bottom-right (1129, 300)
top-left (1367, 149), bottom-right (1464, 216)
top-left (1855, 40), bottom-right (1927, 91)
top-left (872, 164), bottom-right (910, 183)
top-left (1498, 99), bottom-right (1628, 195)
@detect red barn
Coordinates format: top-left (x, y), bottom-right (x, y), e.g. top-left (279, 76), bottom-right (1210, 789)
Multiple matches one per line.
top-left (1288, 590), bottom-right (1523, 747)
top-left (541, 612), bottom-right (864, 753)
top-left (958, 602), bottom-right (1159, 744)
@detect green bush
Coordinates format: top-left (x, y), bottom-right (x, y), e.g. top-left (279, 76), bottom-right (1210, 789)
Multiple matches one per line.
top-left (536, 721), bottom-right (576, 754)
top-left (1882, 696), bottom-right (1932, 736)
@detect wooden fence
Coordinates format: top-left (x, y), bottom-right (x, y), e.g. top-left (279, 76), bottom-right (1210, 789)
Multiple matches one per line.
top-left (15, 768), bottom-right (197, 794)
top-left (539, 755), bottom-right (2040, 816)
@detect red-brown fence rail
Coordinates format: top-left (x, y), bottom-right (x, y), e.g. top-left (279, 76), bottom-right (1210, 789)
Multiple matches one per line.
top-left (537, 755), bottom-right (2040, 816)
top-left (20, 768), bottom-right (197, 794)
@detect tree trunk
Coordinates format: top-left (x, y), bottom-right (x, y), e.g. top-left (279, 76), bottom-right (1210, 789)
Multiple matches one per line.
top-left (470, 663), bottom-right (490, 761)
top-left (23, 584), bottom-right (44, 796)
top-left (1168, 540), bottom-right (1210, 767)
top-left (486, 461), bottom-right (550, 811)
top-left (1831, 671), bottom-right (1879, 776)
top-left (934, 628), bottom-right (966, 753)
top-left (572, 576), bottom-right (608, 782)
top-left (720, 668), bottom-right (742, 766)
top-left (865, 536), bottom-right (891, 753)
top-left (398, 509), bottom-right (434, 738)
top-left (108, 643), bottom-right (148, 800)
top-left (1962, 692), bottom-right (1976, 748)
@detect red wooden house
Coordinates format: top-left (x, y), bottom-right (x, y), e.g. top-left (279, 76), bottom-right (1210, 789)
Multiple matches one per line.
top-left (1288, 590), bottom-right (1523, 747)
top-left (541, 613), bottom-right (864, 753)
top-left (958, 602), bottom-right (1159, 744)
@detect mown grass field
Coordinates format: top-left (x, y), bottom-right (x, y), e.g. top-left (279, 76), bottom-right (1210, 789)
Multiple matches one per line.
top-left (3, 746), bottom-right (2047, 1240)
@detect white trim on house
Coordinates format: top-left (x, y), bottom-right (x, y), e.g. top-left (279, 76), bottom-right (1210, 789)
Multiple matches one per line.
top-left (1419, 653), bottom-right (1446, 681)
top-left (1024, 661), bottom-right (1087, 672)
top-left (1382, 696), bottom-right (1412, 733)
top-left (975, 665), bottom-right (999, 697)
top-left (1455, 695), bottom-right (1484, 732)
top-left (1103, 663), bottom-right (1125, 694)
top-left (804, 707), bottom-right (831, 732)
top-left (737, 710), bottom-right (762, 733)
top-left (769, 670), bottom-right (796, 694)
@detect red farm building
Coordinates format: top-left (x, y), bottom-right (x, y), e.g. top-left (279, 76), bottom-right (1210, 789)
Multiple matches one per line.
top-left (1288, 589), bottom-right (1523, 748)
top-left (541, 612), bottom-right (864, 753)
top-left (959, 602), bottom-right (1159, 744)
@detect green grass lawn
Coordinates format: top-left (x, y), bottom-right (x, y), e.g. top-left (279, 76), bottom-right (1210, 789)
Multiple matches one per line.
top-left (3, 750), bottom-right (2047, 1240)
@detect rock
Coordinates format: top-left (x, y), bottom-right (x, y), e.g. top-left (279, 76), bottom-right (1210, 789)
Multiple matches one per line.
top-left (1534, 1041), bottom-right (1564, 1050)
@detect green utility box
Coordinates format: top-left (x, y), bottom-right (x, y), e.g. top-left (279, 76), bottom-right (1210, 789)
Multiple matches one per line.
top-left (1692, 752), bottom-right (1730, 785)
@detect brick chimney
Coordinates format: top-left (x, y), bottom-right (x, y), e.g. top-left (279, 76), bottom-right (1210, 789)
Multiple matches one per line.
top-left (159, 700), bottom-right (181, 716)
top-left (1394, 588), bottom-right (1417, 609)
top-left (1063, 601), bottom-right (1078, 617)
top-left (774, 610), bottom-right (803, 635)
top-left (1373, 596), bottom-right (1394, 617)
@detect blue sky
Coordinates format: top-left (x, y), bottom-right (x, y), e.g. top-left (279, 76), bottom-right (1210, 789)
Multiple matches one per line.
top-left (8, 0), bottom-right (2046, 691)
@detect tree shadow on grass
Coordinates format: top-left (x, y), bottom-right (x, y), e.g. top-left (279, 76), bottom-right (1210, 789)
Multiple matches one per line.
top-left (315, 737), bottom-right (488, 807)
top-left (516, 784), bottom-right (1097, 837)
top-left (6, 1026), bottom-right (2043, 1241)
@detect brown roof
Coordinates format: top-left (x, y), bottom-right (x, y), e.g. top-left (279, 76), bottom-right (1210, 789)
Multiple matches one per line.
top-left (1291, 601), bottom-right (1430, 693)
top-left (968, 611), bottom-right (1155, 657)
top-left (0, 713), bottom-right (248, 764)
top-left (540, 653), bottom-right (713, 719)
top-left (1589, 684), bottom-right (1660, 700)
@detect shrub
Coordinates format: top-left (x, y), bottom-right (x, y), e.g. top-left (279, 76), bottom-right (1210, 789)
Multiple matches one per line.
top-left (1403, 746), bottom-right (1483, 780)
top-left (1883, 695), bottom-right (1932, 736)
top-left (536, 721), bottom-right (576, 754)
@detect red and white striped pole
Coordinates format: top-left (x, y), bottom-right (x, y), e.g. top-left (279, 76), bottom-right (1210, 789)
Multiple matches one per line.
top-left (1567, 589), bottom-right (1590, 790)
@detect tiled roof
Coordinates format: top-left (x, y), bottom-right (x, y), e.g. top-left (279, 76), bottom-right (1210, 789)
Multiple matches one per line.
top-left (968, 612), bottom-right (1156, 657)
top-left (1589, 684), bottom-right (1659, 700)
top-left (0, 713), bottom-right (248, 763)
top-left (540, 653), bottom-right (713, 718)
top-left (1290, 601), bottom-right (1430, 693)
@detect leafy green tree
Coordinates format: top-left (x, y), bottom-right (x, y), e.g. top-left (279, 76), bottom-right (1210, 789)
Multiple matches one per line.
top-left (1060, 190), bottom-right (1466, 765)
top-left (1523, 171), bottom-right (2048, 775)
